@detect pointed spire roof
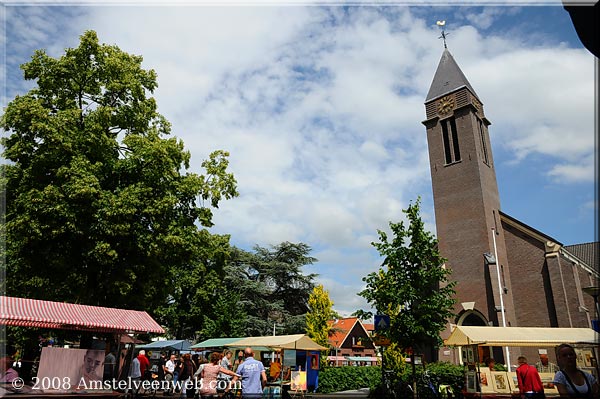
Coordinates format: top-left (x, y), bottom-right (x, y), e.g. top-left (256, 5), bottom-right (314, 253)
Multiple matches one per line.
top-left (425, 49), bottom-right (479, 103)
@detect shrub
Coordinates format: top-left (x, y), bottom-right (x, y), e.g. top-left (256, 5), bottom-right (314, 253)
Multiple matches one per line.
top-left (317, 366), bottom-right (381, 394)
top-left (317, 362), bottom-right (465, 397)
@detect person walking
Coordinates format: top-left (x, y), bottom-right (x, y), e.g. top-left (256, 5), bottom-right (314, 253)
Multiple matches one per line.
top-left (553, 344), bottom-right (599, 398)
top-left (233, 347), bottom-right (267, 399)
top-left (516, 356), bottom-right (545, 398)
top-left (128, 354), bottom-right (142, 398)
top-left (198, 352), bottom-right (239, 398)
top-left (137, 350), bottom-right (150, 380)
top-left (178, 353), bottom-right (197, 399)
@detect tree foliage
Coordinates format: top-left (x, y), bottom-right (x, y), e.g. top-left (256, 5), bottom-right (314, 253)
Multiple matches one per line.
top-left (358, 198), bottom-right (456, 352)
top-left (1, 31), bottom-right (238, 313)
top-left (221, 242), bottom-right (317, 337)
top-left (306, 284), bottom-right (335, 361)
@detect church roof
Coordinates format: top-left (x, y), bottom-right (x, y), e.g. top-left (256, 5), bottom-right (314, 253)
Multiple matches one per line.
top-left (500, 211), bottom-right (598, 275)
top-left (425, 48), bottom-right (479, 103)
top-left (499, 210), bottom-right (562, 246)
top-left (563, 242), bottom-right (599, 270)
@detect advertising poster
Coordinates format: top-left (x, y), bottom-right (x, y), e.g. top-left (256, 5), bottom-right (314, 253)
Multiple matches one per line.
top-left (37, 347), bottom-right (105, 390)
top-left (310, 354), bottom-right (319, 370)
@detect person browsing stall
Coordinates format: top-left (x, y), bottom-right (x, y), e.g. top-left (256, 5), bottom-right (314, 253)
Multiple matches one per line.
top-left (553, 344), bottom-right (599, 398)
top-left (536, 353), bottom-right (559, 374)
top-left (516, 356), bottom-right (544, 399)
top-left (234, 347), bottom-right (267, 398)
top-left (269, 358), bottom-right (281, 381)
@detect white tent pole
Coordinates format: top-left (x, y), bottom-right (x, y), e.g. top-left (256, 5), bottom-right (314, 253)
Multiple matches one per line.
top-left (492, 228), bottom-right (511, 371)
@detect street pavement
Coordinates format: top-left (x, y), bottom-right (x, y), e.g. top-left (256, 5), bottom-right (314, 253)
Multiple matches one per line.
top-left (306, 388), bottom-right (370, 398)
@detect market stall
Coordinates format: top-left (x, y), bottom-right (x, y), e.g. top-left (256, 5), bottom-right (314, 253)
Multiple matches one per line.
top-left (0, 295), bottom-right (164, 397)
top-left (444, 326), bottom-right (598, 397)
top-left (225, 334), bottom-right (327, 395)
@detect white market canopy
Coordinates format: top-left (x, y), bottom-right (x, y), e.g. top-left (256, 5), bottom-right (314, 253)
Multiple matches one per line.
top-left (225, 334), bottom-right (327, 351)
top-left (445, 326), bottom-right (598, 347)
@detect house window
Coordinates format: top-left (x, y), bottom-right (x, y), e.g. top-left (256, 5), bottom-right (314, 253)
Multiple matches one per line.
top-left (441, 117), bottom-right (461, 164)
top-left (478, 119), bottom-right (489, 165)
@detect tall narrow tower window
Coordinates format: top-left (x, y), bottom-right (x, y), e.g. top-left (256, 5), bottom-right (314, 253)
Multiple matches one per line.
top-left (441, 117), bottom-right (461, 164)
top-left (441, 119), bottom-right (452, 164)
top-left (478, 119), bottom-right (489, 165)
top-left (450, 118), bottom-right (461, 161)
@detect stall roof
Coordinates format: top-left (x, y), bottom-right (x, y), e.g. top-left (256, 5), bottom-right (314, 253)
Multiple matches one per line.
top-left (444, 326), bottom-right (598, 347)
top-left (226, 334), bottom-right (327, 351)
top-left (0, 295), bottom-right (164, 334)
top-left (190, 337), bottom-right (243, 349)
top-left (137, 339), bottom-right (191, 351)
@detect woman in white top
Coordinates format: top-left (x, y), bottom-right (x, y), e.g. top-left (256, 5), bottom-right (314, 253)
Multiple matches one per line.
top-left (552, 344), bottom-right (598, 398)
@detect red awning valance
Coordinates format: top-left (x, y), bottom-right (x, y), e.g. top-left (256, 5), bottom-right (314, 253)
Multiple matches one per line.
top-left (0, 296), bottom-right (164, 334)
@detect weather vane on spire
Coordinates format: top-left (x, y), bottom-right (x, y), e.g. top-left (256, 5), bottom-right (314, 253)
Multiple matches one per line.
top-left (436, 20), bottom-right (448, 49)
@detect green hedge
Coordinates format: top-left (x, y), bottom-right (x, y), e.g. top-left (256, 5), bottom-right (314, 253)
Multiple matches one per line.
top-left (317, 366), bottom-right (382, 393)
top-left (316, 363), bottom-right (465, 397)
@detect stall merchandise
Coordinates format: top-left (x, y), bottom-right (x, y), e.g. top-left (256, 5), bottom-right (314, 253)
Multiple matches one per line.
top-left (445, 326), bottom-right (598, 397)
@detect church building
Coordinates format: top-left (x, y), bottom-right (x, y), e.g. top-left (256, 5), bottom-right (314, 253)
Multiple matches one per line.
top-left (421, 46), bottom-right (599, 365)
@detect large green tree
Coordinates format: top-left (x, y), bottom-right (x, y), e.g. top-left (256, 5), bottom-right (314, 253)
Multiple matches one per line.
top-left (223, 242), bottom-right (317, 337)
top-left (1, 31), bottom-right (238, 312)
top-left (358, 198), bottom-right (456, 355)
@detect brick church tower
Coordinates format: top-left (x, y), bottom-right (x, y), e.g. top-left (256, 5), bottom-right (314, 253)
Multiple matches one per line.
top-left (422, 45), bottom-right (598, 367)
top-left (422, 48), bottom-right (518, 360)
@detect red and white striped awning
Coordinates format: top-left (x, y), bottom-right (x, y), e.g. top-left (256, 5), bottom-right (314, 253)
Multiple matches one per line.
top-left (0, 296), bottom-right (164, 334)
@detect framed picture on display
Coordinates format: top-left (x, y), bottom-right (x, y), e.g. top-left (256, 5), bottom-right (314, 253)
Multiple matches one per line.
top-left (478, 367), bottom-right (494, 393)
top-left (507, 372), bottom-right (519, 393)
top-left (582, 350), bottom-right (594, 367)
top-left (575, 349), bottom-right (585, 366)
top-left (490, 371), bottom-right (511, 393)
top-left (467, 347), bottom-right (475, 363)
top-left (466, 371), bottom-right (477, 393)
top-left (539, 372), bottom-right (559, 395)
top-left (290, 371), bottom-right (307, 391)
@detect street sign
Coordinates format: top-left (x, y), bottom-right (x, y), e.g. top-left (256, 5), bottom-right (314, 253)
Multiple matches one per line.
top-left (374, 315), bottom-right (390, 331)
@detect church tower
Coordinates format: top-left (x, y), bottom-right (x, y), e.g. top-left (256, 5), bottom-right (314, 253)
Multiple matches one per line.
top-left (422, 49), bottom-right (518, 350)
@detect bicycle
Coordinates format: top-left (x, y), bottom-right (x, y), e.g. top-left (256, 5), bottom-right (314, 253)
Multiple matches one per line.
top-left (421, 369), bottom-right (442, 399)
top-left (376, 370), bottom-right (413, 399)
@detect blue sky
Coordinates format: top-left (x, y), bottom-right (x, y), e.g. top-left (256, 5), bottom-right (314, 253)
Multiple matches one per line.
top-left (2, 1), bottom-right (596, 316)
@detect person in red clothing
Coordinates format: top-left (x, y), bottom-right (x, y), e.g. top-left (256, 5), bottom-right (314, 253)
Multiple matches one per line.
top-left (516, 356), bottom-right (545, 399)
top-left (137, 350), bottom-right (151, 379)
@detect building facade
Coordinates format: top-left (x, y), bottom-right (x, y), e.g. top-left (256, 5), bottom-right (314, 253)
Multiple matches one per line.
top-left (327, 318), bottom-right (378, 366)
top-left (422, 48), bottom-right (599, 366)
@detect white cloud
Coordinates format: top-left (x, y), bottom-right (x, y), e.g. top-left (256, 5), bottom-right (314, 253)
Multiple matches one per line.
top-left (5, 5), bottom-right (594, 316)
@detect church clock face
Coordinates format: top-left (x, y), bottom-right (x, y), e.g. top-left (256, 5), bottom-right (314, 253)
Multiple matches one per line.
top-left (437, 95), bottom-right (454, 116)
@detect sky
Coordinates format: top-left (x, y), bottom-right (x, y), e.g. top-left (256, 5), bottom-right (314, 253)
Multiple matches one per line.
top-left (2, 1), bottom-right (597, 317)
